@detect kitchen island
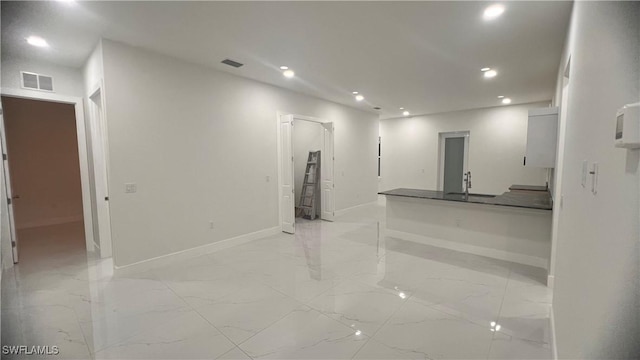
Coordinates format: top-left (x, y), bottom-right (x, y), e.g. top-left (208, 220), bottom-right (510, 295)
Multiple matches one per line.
top-left (380, 187), bottom-right (552, 269)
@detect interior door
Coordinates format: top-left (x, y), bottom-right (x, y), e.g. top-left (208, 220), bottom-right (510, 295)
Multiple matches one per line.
top-left (280, 115), bottom-right (295, 233)
top-left (443, 137), bottom-right (465, 194)
top-left (321, 123), bottom-right (335, 221)
top-left (0, 103), bottom-right (19, 263)
top-left (89, 90), bottom-right (112, 258)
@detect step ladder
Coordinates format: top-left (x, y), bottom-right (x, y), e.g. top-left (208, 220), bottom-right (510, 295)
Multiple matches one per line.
top-left (298, 150), bottom-right (321, 220)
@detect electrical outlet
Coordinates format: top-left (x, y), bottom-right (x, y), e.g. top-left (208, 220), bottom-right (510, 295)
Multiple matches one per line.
top-left (265, 175), bottom-right (270, 182)
top-left (125, 183), bottom-right (137, 193)
top-left (209, 221), bottom-right (214, 229)
top-left (455, 218), bottom-right (461, 227)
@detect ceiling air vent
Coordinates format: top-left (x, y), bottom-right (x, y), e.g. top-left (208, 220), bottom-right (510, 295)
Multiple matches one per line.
top-left (21, 71), bottom-right (54, 92)
top-left (221, 59), bottom-right (244, 68)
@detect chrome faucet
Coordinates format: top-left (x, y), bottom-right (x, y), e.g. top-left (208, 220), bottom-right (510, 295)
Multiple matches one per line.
top-left (464, 171), bottom-right (472, 200)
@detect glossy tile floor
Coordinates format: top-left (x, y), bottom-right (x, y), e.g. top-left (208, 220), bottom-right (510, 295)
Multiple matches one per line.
top-left (2, 200), bottom-right (553, 359)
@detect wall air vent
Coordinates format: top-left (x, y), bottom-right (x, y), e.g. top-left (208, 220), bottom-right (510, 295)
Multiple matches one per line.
top-left (221, 59), bottom-right (244, 68)
top-left (20, 71), bottom-right (54, 92)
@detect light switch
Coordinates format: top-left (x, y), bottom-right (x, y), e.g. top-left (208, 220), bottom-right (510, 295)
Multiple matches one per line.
top-left (581, 160), bottom-right (588, 188)
top-left (125, 183), bottom-right (137, 193)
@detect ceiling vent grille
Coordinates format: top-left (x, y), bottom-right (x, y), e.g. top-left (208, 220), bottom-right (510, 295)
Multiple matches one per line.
top-left (221, 59), bottom-right (244, 68)
top-left (20, 71), bottom-right (54, 92)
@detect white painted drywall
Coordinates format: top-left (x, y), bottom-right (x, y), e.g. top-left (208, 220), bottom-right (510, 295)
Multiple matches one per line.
top-left (1, 55), bottom-right (83, 97)
top-left (379, 102), bottom-right (550, 195)
top-left (293, 120), bottom-right (322, 211)
top-left (550, 2), bottom-right (640, 358)
top-left (99, 39), bottom-right (378, 267)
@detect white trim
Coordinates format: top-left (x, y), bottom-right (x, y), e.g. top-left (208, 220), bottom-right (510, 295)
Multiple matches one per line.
top-left (386, 229), bottom-right (548, 269)
top-left (547, 274), bottom-right (555, 288)
top-left (276, 111), bottom-right (284, 231)
top-left (437, 131), bottom-right (470, 192)
top-left (0, 87), bottom-right (95, 256)
top-left (551, 306), bottom-right (558, 360)
top-left (16, 215), bottom-right (83, 230)
top-left (334, 200), bottom-right (378, 217)
top-left (87, 81), bottom-right (113, 259)
top-left (114, 226), bottom-right (280, 276)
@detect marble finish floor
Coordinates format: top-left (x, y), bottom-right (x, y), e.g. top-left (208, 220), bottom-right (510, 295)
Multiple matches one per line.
top-left (1, 201), bottom-right (553, 359)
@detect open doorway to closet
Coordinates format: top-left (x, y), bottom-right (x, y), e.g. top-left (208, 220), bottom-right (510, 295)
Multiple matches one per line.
top-left (278, 114), bottom-right (335, 234)
top-left (293, 120), bottom-right (323, 222)
top-left (0, 96), bottom-right (86, 265)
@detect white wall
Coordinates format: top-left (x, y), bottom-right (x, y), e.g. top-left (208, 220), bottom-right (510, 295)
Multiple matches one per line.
top-left (99, 39), bottom-right (378, 267)
top-left (1, 55), bottom-right (83, 97)
top-left (293, 120), bottom-right (323, 210)
top-left (551, 2), bottom-right (640, 358)
top-left (380, 102), bottom-right (549, 195)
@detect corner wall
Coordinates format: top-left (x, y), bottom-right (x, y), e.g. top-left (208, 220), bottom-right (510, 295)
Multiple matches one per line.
top-left (379, 102), bottom-right (550, 195)
top-left (551, 2), bottom-right (640, 358)
top-left (100, 39), bottom-right (378, 267)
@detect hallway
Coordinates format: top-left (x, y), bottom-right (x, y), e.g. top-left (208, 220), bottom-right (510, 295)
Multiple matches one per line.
top-left (1, 201), bottom-right (552, 359)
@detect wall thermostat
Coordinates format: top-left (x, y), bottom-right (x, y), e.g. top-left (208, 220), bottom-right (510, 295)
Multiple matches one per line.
top-left (615, 102), bottom-right (640, 149)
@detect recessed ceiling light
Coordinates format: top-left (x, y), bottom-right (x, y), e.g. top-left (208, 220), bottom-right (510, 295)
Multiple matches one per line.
top-left (399, 107), bottom-right (404, 110)
top-left (352, 91), bottom-right (359, 95)
top-left (484, 69), bottom-right (498, 78)
top-left (355, 94), bottom-right (365, 101)
top-left (497, 95), bottom-right (505, 98)
top-left (403, 110), bottom-right (410, 116)
top-left (483, 4), bottom-right (505, 20)
top-left (279, 66), bottom-right (288, 70)
top-left (502, 97), bottom-right (512, 104)
top-left (283, 69), bottom-right (295, 78)
top-left (26, 36), bottom-right (49, 48)
top-left (481, 67), bottom-right (491, 72)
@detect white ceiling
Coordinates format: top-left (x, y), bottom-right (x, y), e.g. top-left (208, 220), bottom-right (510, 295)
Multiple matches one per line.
top-left (1, 1), bottom-right (572, 119)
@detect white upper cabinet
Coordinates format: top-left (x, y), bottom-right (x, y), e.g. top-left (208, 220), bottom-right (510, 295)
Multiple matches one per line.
top-left (525, 107), bottom-right (558, 168)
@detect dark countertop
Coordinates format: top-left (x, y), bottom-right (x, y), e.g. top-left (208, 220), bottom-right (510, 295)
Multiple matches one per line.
top-left (509, 184), bottom-right (548, 191)
top-left (379, 187), bottom-right (552, 211)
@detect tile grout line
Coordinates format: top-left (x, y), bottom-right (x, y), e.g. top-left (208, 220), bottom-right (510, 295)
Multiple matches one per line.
top-left (160, 276), bottom-right (253, 359)
top-left (349, 290), bottom-right (416, 359)
top-left (486, 267), bottom-right (513, 359)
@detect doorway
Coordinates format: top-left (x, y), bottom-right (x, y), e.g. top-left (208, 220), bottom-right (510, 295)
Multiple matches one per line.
top-left (278, 114), bottom-right (335, 234)
top-left (0, 96), bottom-right (86, 264)
top-left (293, 119), bottom-right (323, 221)
top-left (438, 131), bottom-right (470, 193)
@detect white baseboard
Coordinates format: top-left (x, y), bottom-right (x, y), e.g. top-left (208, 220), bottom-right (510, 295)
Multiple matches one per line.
top-left (114, 226), bottom-right (281, 276)
top-left (551, 306), bottom-right (558, 360)
top-left (335, 200), bottom-right (378, 217)
top-left (17, 215), bottom-right (83, 230)
top-left (547, 274), bottom-right (555, 288)
top-left (386, 229), bottom-right (548, 269)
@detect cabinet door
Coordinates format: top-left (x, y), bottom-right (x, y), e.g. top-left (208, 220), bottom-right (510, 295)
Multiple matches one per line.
top-left (525, 111), bottom-right (558, 168)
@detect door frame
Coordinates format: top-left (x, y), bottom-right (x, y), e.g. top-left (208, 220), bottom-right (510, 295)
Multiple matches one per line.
top-left (87, 80), bottom-right (113, 258)
top-left (0, 87), bottom-right (96, 262)
top-left (276, 112), bottom-right (335, 233)
top-left (437, 131), bottom-right (470, 192)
